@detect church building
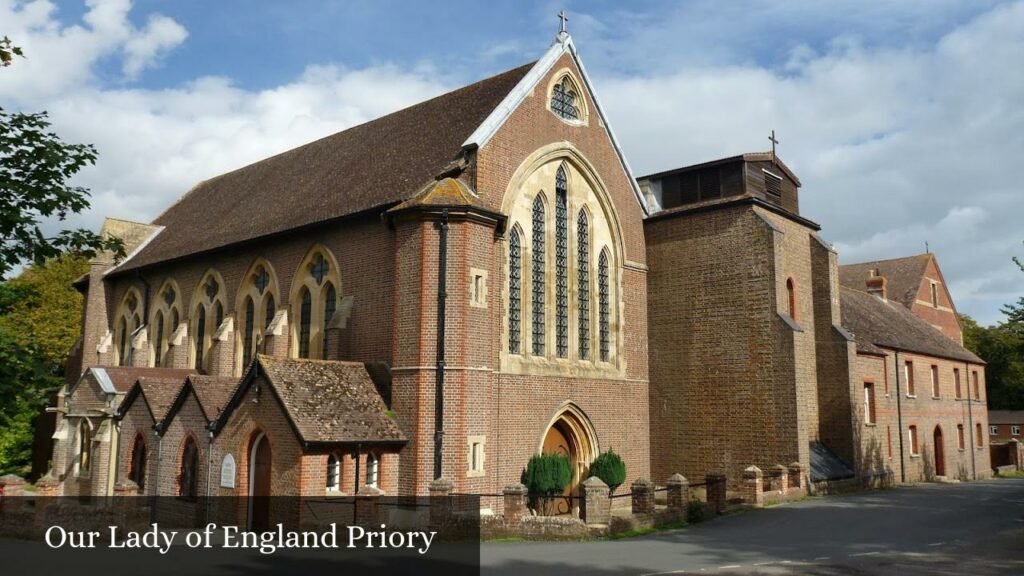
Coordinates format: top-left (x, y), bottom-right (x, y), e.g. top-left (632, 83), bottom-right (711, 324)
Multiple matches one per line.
top-left (45, 21), bottom-right (989, 515)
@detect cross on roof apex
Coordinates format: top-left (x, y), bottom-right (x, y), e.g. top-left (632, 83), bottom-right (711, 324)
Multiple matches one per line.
top-left (555, 9), bottom-right (570, 42)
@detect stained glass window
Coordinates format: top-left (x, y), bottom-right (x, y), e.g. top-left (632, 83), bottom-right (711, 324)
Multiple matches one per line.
top-left (243, 297), bottom-right (255, 368)
top-left (555, 166), bottom-right (569, 358)
top-left (577, 211), bottom-right (590, 360)
top-left (194, 306), bottom-right (206, 370)
top-left (550, 77), bottom-right (580, 121)
top-left (508, 229), bottom-right (522, 355)
top-left (310, 254), bottom-right (329, 286)
top-left (299, 289), bottom-right (312, 358)
top-left (179, 438), bottom-right (198, 499)
top-left (323, 284), bottom-right (337, 359)
top-left (531, 195), bottom-right (546, 355)
top-left (599, 249), bottom-right (610, 362)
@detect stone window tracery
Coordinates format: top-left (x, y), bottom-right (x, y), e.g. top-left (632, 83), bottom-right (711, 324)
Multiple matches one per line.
top-left (191, 271), bottom-right (226, 373)
top-left (237, 261), bottom-right (279, 373)
top-left (599, 249), bottom-right (610, 362)
top-left (555, 166), bottom-right (569, 358)
top-left (550, 76), bottom-right (581, 121)
top-left (577, 210), bottom-right (590, 360)
top-left (291, 247), bottom-right (341, 360)
top-left (114, 287), bottom-right (144, 366)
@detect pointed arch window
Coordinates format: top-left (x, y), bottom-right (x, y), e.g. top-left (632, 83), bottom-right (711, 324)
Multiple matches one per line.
top-left (154, 312), bottom-right (165, 367)
top-left (299, 288), bottom-right (312, 359)
top-left (508, 228), bottom-right (522, 355)
top-left (179, 437), bottom-right (199, 499)
top-left (531, 196), bottom-right (546, 356)
top-left (598, 249), bottom-right (610, 362)
top-left (115, 289), bottom-right (142, 366)
top-left (151, 281), bottom-right (179, 367)
top-left (326, 453), bottom-right (341, 492)
top-left (577, 210), bottom-right (590, 360)
top-left (194, 306), bottom-right (206, 370)
top-left (129, 434), bottom-right (147, 491)
top-left (242, 297), bottom-right (256, 367)
top-left (555, 166), bottom-right (569, 358)
top-left (76, 420), bottom-right (92, 477)
top-left (322, 283), bottom-right (337, 359)
top-left (191, 272), bottom-right (224, 373)
top-left (291, 249), bottom-right (342, 360)
top-left (550, 76), bottom-right (580, 121)
top-left (237, 263), bottom-right (279, 372)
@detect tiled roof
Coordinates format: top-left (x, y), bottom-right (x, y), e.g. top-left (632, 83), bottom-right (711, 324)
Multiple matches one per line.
top-left (135, 376), bottom-right (189, 422)
top-left (988, 410), bottom-right (1024, 424)
top-left (187, 375), bottom-right (238, 422)
top-left (215, 356), bottom-right (405, 445)
top-left (840, 286), bottom-right (982, 363)
top-left (113, 62), bottom-right (535, 273)
top-left (83, 367), bottom-right (195, 394)
top-left (839, 254), bottom-right (931, 309)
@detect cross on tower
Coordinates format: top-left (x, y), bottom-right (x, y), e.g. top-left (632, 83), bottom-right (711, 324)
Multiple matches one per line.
top-left (768, 129), bottom-right (780, 160)
top-left (558, 10), bottom-right (569, 34)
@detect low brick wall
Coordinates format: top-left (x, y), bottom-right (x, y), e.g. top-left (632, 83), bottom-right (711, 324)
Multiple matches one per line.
top-left (481, 514), bottom-right (592, 540)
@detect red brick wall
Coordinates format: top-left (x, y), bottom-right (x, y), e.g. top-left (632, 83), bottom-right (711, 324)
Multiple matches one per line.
top-left (852, 351), bottom-right (990, 482)
top-left (908, 257), bottom-right (963, 344)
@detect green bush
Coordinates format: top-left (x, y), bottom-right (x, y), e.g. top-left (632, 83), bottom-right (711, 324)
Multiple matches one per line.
top-left (520, 452), bottom-right (572, 496)
top-left (588, 448), bottom-right (626, 493)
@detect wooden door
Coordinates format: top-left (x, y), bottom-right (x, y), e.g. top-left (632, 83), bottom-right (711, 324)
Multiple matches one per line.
top-left (250, 435), bottom-right (272, 530)
top-left (933, 427), bottom-right (945, 477)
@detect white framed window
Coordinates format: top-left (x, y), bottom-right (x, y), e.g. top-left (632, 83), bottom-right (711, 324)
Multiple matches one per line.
top-left (990, 425), bottom-right (998, 435)
top-left (326, 453), bottom-right (341, 492)
top-left (930, 365), bottom-right (939, 398)
top-left (1012, 426), bottom-right (1021, 436)
top-left (470, 268), bottom-right (488, 308)
top-left (467, 435), bottom-right (486, 477)
top-left (863, 382), bottom-right (876, 425)
top-left (366, 454), bottom-right (378, 487)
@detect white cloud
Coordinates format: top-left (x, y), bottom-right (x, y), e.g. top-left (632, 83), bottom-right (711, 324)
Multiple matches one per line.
top-left (0, 0), bottom-right (450, 259)
top-left (1, 0), bottom-right (1020, 325)
top-left (596, 1), bottom-right (1024, 324)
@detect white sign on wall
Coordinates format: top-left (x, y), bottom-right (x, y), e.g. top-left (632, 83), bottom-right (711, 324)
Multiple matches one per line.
top-left (220, 454), bottom-right (236, 488)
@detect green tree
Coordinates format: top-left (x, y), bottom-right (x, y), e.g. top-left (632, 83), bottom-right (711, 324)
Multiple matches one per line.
top-left (1, 36), bottom-right (122, 278)
top-left (0, 255), bottom-right (88, 475)
top-left (587, 448), bottom-right (627, 494)
top-left (961, 314), bottom-right (1024, 410)
top-left (520, 452), bottom-right (572, 515)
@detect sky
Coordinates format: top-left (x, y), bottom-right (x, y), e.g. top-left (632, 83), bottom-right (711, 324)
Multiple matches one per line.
top-left (0, 0), bottom-right (1021, 325)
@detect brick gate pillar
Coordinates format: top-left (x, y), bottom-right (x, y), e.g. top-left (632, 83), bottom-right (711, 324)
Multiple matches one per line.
top-left (743, 466), bottom-right (763, 506)
top-left (631, 478), bottom-right (654, 515)
top-left (666, 473), bottom-right (689, 521)
top-left (706, 473), bottom-right (727, 515)
top-left (503, 483), bottom-right (528, 524)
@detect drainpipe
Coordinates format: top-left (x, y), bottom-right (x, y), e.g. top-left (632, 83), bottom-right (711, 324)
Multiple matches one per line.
top-left (206, 428), bottom-right (214, 523)
top-left (354, 444), bottom-right (361, 495)
top-left (433, 208), bottom-right (449, 481)
top-left (894, 350), bottom-right (906, 483)
top-left (152, 427), bottom-right (162, 524)
top-left (965, 361), bottom-right (976, 480)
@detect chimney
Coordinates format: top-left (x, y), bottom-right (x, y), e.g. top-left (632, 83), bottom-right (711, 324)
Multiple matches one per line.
top-left (866, 274), bottom-right (888, 301)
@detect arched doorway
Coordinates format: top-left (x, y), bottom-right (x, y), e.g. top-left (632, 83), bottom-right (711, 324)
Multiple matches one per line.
top-left (248, 432), bottom-right (272, 530)
top-left (539, 403), bottom-right (599, 513)
top-left (933, 426), bottom-right (945, 477)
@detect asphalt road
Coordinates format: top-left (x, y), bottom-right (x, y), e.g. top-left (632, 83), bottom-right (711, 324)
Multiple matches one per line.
top-left (481, 478), bottom-right (1024, 575)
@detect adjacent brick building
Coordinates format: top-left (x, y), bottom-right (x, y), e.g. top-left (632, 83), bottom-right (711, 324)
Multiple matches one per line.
top-left (45, 29), bottom-right (990, 514)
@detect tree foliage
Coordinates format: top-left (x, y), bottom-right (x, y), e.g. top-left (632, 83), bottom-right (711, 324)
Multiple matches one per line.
top-left (521, 452), bottom-right (572, 497)
top-left (0, 255), bottom-right (88, 475)
top-left (0, 36), bottom-right (123, 279)
top-left (0, 36), bottom-right (23, 67)
top-left (587, 448), bottom-right (627, 493)
top-left (962, 314), bottom-right (1024, 410)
